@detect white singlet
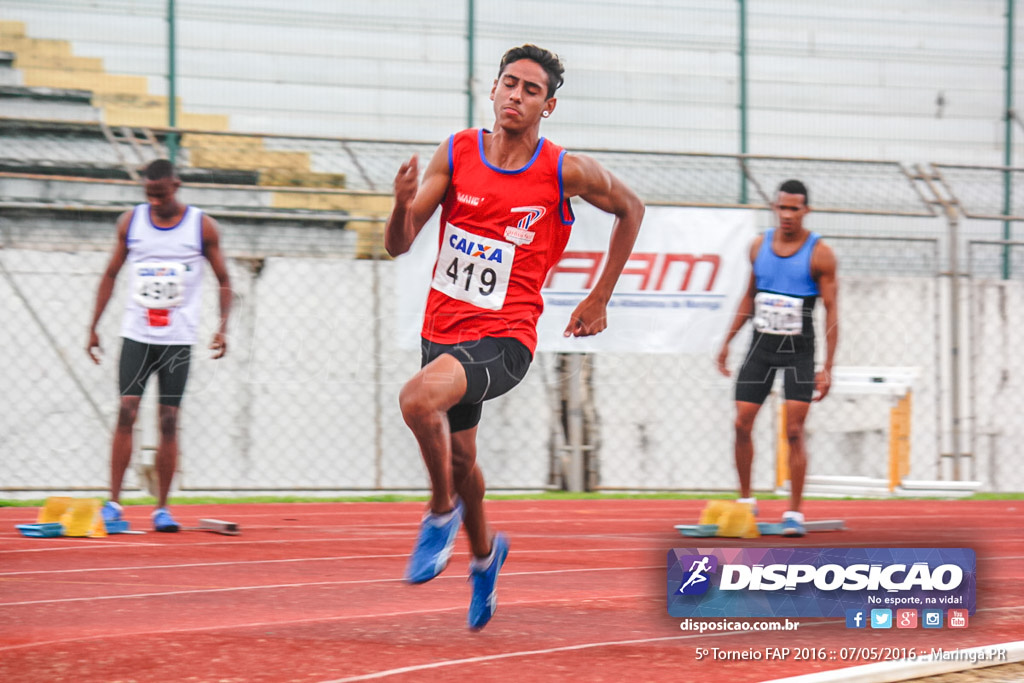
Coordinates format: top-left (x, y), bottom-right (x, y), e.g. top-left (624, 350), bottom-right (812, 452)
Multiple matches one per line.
top-left (120, 204), bottom-right (205, 345)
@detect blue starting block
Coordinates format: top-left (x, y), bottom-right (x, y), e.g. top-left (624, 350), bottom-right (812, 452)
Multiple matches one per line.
top-left (16, 523), bottom-right (65, 538)
top-left (15, 520), bottom-right (134, 537)
top-left (105, 520), bottom-right (132, 534)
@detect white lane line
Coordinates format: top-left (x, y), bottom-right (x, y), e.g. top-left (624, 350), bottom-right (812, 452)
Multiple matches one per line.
top-left (321, 610), bottom-right (1024, 683)
top-left (319, 622), bottom-right (839, 682)
top-left (0, 592), bottom-right (652, 652)
top-left (4, 546), bottom-right (1018, 580)
top-left (12, 511), bottom-right (993, 542)
top-left (762, 640), bottom-right (1024, 683)
top-left (0, 534), bottom-right (411, 553)
top-left (5, 529), bottom-right (1021, 554)
top-left (0, 547), bottom-right (667, 576)
top-left (0, 564), bottom-right (664, 606)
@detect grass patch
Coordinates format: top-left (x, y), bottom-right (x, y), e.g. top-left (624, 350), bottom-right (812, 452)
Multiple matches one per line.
top-left (3, 490), bottom-right (1022, 507)
top-left (965, 491), bottom-right (1024, 500)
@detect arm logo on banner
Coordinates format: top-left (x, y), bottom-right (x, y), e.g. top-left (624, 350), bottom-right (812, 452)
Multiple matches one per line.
top-left (394, 203), bottom-right (756, 354)
top-left (535, 203), bottom-right (755, 353)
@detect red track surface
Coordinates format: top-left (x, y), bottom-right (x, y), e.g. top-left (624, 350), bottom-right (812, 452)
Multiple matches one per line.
top-left (1, 499), bottom-right (1022, 682)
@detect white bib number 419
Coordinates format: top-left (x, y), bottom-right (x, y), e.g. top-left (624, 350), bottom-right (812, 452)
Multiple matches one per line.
top-left (132, 261), bottom-right (186, 310)
top-left (431, 223), bottom-right (514, 311)
top-left (753, 292), bottom-right (803, 335)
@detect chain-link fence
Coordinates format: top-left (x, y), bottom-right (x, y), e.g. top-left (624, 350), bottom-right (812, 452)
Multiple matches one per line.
top-left (0, 229), bottom-right (948, 497)
top-left (3, 120), bottom-right (1024, 497)
top-left (968, 240), bottom-right (1024, 492)
top-left (0, 233), bottom-right (556, 495)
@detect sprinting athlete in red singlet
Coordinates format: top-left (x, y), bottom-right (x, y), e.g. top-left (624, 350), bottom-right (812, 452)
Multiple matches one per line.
top-left (385, 44), bottom-right (645, 630)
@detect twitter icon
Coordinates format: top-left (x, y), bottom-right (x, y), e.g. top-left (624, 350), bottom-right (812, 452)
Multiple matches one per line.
top-left (871, 609), bottom-right (893, 629)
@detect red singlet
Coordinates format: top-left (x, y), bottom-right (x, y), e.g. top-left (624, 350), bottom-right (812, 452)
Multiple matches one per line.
top-left (421, 128), bottom-right (575, 353)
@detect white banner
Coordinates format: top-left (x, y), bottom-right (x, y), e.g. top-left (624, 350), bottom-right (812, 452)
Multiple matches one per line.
top-left (394, 203), bottom-right (756, 354)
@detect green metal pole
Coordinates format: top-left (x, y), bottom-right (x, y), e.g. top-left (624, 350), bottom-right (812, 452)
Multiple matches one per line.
top-left (1003, 0), bottom-right (1015, 278)
top-left (167, 0), bottom-right (178, 163)
top-left (738, 0), bottom-right (748, 204)
top-left (466, 0), bottom-right (475, 129)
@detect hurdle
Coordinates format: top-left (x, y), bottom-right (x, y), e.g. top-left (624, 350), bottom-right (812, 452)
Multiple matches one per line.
top-left (774, 366), bottom-right (980, 498)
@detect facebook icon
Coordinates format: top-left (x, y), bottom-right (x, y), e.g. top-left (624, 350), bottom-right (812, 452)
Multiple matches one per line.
top-left (846, 609), bottom-right (867, 629)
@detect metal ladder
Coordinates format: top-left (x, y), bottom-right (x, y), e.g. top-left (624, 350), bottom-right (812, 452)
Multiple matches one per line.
top-left (100, 122), bottom-right (163, 181)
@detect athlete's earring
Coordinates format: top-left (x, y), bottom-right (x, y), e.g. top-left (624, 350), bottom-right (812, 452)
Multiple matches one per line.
top-left (542, 111), bottom-right (550, 118)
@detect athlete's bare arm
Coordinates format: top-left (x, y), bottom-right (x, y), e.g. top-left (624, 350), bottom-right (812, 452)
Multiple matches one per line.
top-left (385, 142), bottom-right (452, 257)
top-left (560, 153), bottom-right (645, 337)
top-left (716, 236), bottom-right (762, 377)
top-left (202, 215), bottom-right (232, 359)
top-left (811, 241), bottom-right (839, 400)
top-left (86, 210), bottom-right (132, 364)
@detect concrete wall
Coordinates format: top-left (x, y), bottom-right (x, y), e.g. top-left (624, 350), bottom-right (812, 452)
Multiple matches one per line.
top-left (4, 244), bottom-right (997, 497)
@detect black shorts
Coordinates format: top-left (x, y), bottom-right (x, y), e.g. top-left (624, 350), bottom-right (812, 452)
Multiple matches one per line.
top-left (118, 338), bottom-right (192, 407)
top-left (735, 334), bottom-right (816, 404)
top-left (420, 336), bottom-right (533, 433)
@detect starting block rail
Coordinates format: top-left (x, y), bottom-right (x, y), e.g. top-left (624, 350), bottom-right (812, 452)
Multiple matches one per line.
top-left (188, 518), bottom-right (241, 535)
top-left (675, 519), bottom-right (846, 538)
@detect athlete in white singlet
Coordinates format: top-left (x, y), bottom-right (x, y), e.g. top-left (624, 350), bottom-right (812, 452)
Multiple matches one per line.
top-left (87, 159), bottom-right (232, 532)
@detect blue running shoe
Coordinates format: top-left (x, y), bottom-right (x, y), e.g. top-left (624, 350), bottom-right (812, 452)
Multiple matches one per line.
top-left (101, 501), bottom-right (124, 533)
top-left (152, 507), bottom-right (180, 533)
top-left (467, 532), bottom-right (509, 631)
top-left (781, 515), bottom-right (806, 537)
top-left (405, 500), bottom-right (463, 584)
top-left (101, 501), bottom-right (122, 525)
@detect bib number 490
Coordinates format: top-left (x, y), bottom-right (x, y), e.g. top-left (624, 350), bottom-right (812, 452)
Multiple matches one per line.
top-left (132, 261), bottom-right (186, 310)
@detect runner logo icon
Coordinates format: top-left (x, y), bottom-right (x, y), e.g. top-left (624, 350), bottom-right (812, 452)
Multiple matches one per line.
top-left (677, 555), bottom-right (718, 595)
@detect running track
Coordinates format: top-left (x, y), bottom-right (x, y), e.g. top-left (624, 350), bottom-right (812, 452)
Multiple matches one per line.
top-left (1, 499), bottom-right (1022, 682)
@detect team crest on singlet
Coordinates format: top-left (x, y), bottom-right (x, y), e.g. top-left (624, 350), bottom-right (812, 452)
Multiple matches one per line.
top-left (503, 206), bottom-right (545, 246)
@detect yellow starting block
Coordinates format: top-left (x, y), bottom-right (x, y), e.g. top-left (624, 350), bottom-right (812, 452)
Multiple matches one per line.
top-left (691, 501), bottom-right (760, 538)
top-left (677, 502), bottom-right (847, 538)
top-left (35, 496), bottom-right (107, 538)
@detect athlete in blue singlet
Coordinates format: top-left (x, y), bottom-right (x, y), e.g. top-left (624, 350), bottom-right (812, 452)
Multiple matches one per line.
top-left (715, 180), bottom-right (839, 537)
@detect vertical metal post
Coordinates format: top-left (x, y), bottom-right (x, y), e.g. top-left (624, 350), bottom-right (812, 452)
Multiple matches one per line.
top-left (946, 203), bottom-right (963, 480)
top-left (372, 220), bottom-right (383, 488)
top-left (738, 0), bottom-right (749, 204)
top-left (166, 0), bottom-right (178, 163)
top-left (565, 354), bottom-right (585, 492)
top-left (1003, 0), bottom-right (1016, 278)
top-left (914, 165), bottom-right (966, 481)
top-left (466, 0), bottom-right (475, 129)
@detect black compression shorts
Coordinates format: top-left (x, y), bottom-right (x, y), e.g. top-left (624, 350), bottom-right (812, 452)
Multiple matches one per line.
top-left (420, 336), bottom-right (533, 432)
top-left (118, 337), bottom-right (192, 407)
top-left (735, 334), bottom-right (816, 404)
